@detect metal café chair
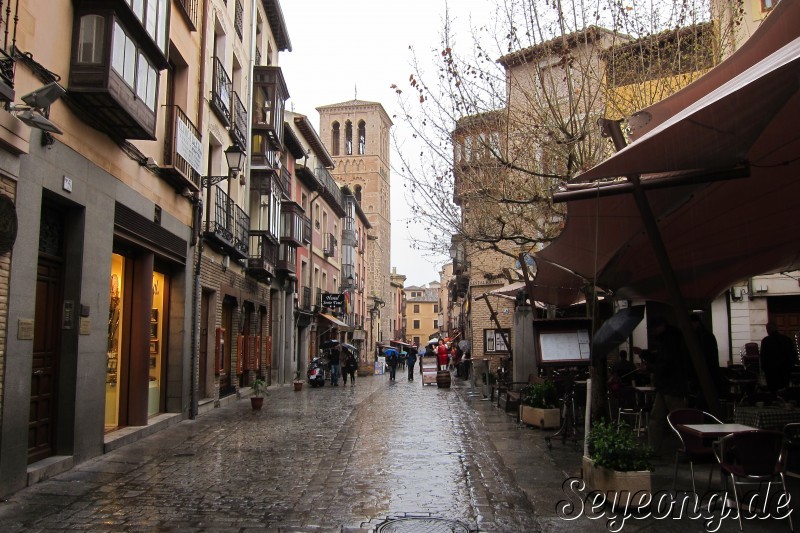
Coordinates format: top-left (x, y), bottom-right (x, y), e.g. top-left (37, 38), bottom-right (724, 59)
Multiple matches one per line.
top-left (667, 408), bottom-right (722, 493)
top-left (715, 430), bottom-right (793, 531)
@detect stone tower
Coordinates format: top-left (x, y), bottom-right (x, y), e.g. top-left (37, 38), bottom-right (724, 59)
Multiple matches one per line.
top-left (316, 100), bottom-right (393, 342)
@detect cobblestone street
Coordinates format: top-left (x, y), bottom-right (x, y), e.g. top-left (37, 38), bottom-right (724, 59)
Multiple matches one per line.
top-left (0, 373), bottom-right (797, 532)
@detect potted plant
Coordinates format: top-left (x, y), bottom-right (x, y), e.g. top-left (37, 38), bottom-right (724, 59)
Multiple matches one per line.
top-left (293, 369), bottom-right (304, 391)
top-left (250, 377), bottom-right (267, 410)
top-left (519, 381), bottom-right (560, 428)
top-left (583, 420), bottom-right (654, 510)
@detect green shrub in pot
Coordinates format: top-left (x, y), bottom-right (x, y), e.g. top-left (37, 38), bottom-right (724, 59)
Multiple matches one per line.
top-left (586, 420), bottom-right (654, 472)
top-left (520, 381), bottom-right (557, 409)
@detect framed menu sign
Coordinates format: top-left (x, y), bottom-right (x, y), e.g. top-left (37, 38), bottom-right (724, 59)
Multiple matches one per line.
top-left (533, 318), bottom-right (592, 366)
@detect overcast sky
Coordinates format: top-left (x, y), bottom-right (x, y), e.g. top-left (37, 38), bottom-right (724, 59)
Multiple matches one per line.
top-left (279, 1), bottom-right (495, 287)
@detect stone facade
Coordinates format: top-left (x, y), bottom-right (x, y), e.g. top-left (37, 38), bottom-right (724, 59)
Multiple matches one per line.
top-left (317, 100), bottom-right (393, 343)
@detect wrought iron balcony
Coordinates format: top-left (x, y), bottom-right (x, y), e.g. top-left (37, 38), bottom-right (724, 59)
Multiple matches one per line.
top-left (234, 0), bottom-right (244, 40)
top-left (211, 56), bottom-right (231, 127)
top-left (205, 184), bottom-right (249, 260)
top-left (231, 91), bottom-right (247, 148)
top-left (175, 0), bottom-right (199, 30)
top-left (247, 230), bottom-right (278, 280)
top-left (162, 105), bottom-right (201, 190)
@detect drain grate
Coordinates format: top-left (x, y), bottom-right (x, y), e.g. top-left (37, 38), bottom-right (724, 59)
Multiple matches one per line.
top-left (376, 517), bottom-right (470, 532)
top-left (173, 452), bottom-right (195, 457)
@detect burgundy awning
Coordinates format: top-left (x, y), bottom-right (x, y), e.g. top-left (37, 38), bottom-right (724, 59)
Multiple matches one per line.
top-left (533, 1), bottom-right (800, 306)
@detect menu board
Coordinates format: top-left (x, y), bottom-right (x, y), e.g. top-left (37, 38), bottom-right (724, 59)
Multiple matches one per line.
top-left (539, 331), bottom-right (591, 362)
top-left (533, 318), bottom-right (593, 366)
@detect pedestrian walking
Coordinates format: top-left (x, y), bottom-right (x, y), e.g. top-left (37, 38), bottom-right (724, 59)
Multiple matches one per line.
top-left (343, 349), bottom-right (357, 386)
top-left (386, 349), bottom-right (399, 381)
top-left (329, 344), bottom-right (341, 386)
top-left (406, 347), bottom-right (418, 381)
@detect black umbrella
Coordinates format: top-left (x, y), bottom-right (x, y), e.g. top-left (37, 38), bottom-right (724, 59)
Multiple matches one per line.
top-left (341, 343), bottom-right (358, 352)
top-left (320, 339), bottom-right (340, 350)
top-left (591, 305), bottom-right (645, 361)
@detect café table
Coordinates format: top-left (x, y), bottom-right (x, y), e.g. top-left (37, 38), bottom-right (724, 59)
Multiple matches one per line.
top-left (734, 404), bottom-right (800, 431)
top-left (677, 423), bottom-right (757, 440)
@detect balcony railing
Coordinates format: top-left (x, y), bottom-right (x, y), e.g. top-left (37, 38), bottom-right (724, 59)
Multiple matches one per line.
top-left (0, 0), bottom-right (18, 102)
top-left (323, 233), bottom-right (337, 258)
top-left (315, 288), bottom-right (323, 307)
top-left (206, 184), bottom-right (249, 259)
top-left (175, 0), bottom-right (200, 30)
top-left (247, 231), bottom-right (278, 280)
top-left (234, 0), bottom-right (244, 40)
top-left (211, 56), bottom-right (232, 126)
top-left (231, 91), bottom-right (247, 147)
top-left (276, 165), bottom-right (290, 196)
top-left (315, 166), bottom-right (344, 210)
top-left (301, 286), bottom-right (312, 310)
top-left (162, 105), bottom-right (201, 189)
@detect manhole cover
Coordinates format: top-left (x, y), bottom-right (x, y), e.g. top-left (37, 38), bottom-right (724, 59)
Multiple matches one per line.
top-left (376, 517), bottom-right (469, 532)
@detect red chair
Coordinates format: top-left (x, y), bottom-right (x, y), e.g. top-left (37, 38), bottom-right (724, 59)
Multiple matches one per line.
top-left (667, 408), bottom-right (722, 493)
top-left (716, 430), bottom-right (793, 531)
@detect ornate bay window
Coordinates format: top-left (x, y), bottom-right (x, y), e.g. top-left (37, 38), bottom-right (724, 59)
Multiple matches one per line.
top-left (68, 0), bottom-right (169, 139)
top-left (252, 66), bottom-right (288, 149)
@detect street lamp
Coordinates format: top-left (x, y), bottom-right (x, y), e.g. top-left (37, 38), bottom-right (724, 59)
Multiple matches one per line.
top-left (201, 142), bottom-right (246, 188)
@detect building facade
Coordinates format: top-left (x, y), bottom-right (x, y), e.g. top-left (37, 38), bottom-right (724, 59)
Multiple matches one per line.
top-left (0, 0), bottom-right (294, 497)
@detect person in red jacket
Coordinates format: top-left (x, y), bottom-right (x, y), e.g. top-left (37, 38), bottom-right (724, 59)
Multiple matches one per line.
top-left (436, 339), bottom-right (449, 370)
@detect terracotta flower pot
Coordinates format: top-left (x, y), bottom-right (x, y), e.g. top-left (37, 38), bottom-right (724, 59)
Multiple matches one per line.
top-left (250, 396), bottom-right (264, 410)
top-left (293, 381), bottom-right (303, 391)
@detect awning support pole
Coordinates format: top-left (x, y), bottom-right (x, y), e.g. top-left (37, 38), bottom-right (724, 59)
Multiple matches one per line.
top-left (599, 119), bottom-right (721, 416)
top-left (475, 293), bottom-right (513, 362)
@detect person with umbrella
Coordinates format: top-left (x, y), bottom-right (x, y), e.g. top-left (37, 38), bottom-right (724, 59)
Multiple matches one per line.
top-left (385, 348), bottom-right (399, 381)
top-left (342, 346), bottom-right (358, 387)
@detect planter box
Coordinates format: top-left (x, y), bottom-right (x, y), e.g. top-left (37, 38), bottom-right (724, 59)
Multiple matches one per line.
top-left (582, 456), bottom-right (651, 511)
top-left (520, 405), bottom-right (561, 429)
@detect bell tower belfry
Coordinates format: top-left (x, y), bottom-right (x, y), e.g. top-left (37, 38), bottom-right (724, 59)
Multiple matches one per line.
top-left (317, 100), bottom-right (393, 342)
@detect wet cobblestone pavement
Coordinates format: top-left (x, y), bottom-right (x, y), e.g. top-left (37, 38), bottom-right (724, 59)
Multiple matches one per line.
top-left (0, 373), bottom-right (797, 532)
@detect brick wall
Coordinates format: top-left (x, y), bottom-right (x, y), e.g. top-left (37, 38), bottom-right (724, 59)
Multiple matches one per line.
top-left (199, 254), bottom-right (271, 398)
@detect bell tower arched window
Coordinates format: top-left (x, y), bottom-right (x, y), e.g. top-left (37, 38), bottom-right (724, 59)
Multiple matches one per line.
top-left (345, 120), bottom-right (353, 155)
top-left (358, 120), bottom-right (366, 155)
top-left (332, 121), bottom-right (340, 155)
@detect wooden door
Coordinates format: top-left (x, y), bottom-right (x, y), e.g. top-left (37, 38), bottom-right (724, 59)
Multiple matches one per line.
top-left (199, 290), bottom-right (209, 398)
top-left (29, 257), bottom-right (62, 463)
top-left (219, 300), bottom-right (234, 396)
